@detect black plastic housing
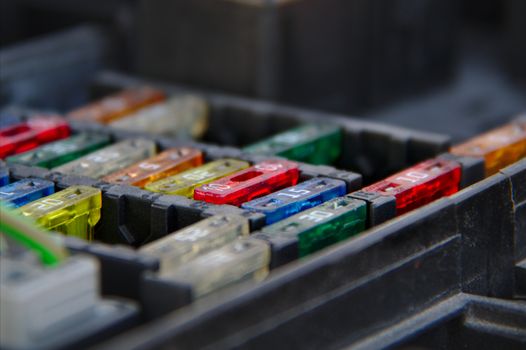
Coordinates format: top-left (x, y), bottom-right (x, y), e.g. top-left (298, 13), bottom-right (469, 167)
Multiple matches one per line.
top-left (91, 71), bottom-right (452, 184)
top-left (136, 0), bottom-right (459, 113)
top-left (94, 159), bottom-right (526, 349)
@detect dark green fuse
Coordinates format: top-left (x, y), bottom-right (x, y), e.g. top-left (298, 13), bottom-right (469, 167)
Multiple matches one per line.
top-left (253, 195), bottom-right (366, 268)
top-left (243, 124), bottom-right (342, 165)
top-left (6, 133), bottom-right (111, 168)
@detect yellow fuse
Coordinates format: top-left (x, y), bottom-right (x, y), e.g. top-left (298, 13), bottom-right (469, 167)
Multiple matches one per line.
top-left (145, 159), bottom-right (249, 197)
top-left (109, 95), bottom-right (209, 138)
top-left (102, 147), bottom-right (203, 188)
top-left (53, 139), bottom-right (157, 179)
top-left (160, 238), bottom-right (270, 298)
top-left (17, 186), bottom-right (102, 240)
top-left (451, 120), bottom-right (526, 176)
top-left (140, 214), bottom-right (249, 273)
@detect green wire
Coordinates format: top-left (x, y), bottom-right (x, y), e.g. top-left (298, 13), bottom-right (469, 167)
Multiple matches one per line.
top-left (0, 204), bottom-right (67, 266)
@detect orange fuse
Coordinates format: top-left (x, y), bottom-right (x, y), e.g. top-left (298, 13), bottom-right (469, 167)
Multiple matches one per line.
top-left (102, 148), bottom-right (203, 188)
top-left (450, 120), bottom-right (526, 176)
top-left (67, 87), bottom-right (166, 124)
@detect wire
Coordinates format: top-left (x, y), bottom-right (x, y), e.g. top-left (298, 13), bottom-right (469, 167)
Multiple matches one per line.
top-left (0, 202), bottom-right (68, 266)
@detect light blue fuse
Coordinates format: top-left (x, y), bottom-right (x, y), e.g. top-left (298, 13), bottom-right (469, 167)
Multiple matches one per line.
top-left (0, 167), bottom-right (8, 186)
top-left (242, 177), bottom-right (346, 224)
top-left (0, 178), bottom-right (55, 207)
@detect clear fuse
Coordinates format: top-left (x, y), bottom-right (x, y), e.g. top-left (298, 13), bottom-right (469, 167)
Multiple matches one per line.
top-left (160, 238), bottom-right (270, 298)
top-left (53, 139), bottom-right (156, 179)
top-left (140, 214), bottom-right (249, 273)
top-left (109, 95), bottom-right (209, 138)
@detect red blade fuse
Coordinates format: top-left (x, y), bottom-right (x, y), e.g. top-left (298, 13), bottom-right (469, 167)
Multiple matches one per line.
top-left (361, 158), bottom-right (461, 215)
top-left (193, 159), bottom-right (300, 206)
top-left (450, 120), bottom-right (526, 176)
top-left (67, 87), bottom-right (166, 124)
top-left (0, 116), bottom-right (70, 159)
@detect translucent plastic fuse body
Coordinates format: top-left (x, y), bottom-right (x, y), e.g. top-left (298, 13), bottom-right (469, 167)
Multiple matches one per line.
top-left (160, 238), bottom-right (270, 298)
top-left (0, 116), bottom-right (70, 159)
top-left (110, 95), bottom-right (209, 138)
top-left (54, 139), bottom-right (156, 179)
top-left (141, 215), bottom-right (249, 273)
top-left (194, 160), bottom-right (300, 206)
top-left (242, 177), bottom-right (346, 224)
top-left (146, 159), bottom-right (249, 197)
top-left (362, 158), bottom-right (461, 215)
top-left (450, 120), bottom-right (526, 176)
top-left (257, 196), bottom-right (366, 259)
top-left (18, 186), bottom-right (102, 240)
top-left (6, 133), bottom-right (110, 168)
top-left (67, 87), bottom-right (166, 124)
top-left (103, 147), bottom-right (203, 187)
top-left (0, 178), bottom-right (54, 207)
top-left (0, 167), bottom-right (8, 186)
top-left (243, 124), bottom-right (342, 165)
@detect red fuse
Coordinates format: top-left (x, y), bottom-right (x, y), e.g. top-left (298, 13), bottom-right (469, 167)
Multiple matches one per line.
top-left (362, 158), bottom-right (461, 215)
top-left (193, 159), bottom-right (300, 206)
top-left (0, 116), bottom-right (70, 159)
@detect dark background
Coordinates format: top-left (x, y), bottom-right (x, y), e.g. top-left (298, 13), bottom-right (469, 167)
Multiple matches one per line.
top-left (0, 0), bottom-right (525, 141)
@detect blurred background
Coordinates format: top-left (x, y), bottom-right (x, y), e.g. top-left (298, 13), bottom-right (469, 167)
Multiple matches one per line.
top-left (0, 0), bottom-right (525, 142)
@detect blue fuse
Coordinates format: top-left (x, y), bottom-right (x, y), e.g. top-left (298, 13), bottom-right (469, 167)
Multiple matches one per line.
top-left (0, 167), bottom-right (8, 186)
top-left (0, 178), bottom-right (55, 207)
top-left (242, 177), bottom-right (346, 224)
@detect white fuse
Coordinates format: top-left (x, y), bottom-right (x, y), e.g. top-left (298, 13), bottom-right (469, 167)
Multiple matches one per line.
top-left (140, 215), bottom-right (249, 273)
top-left (53, 139), bottom-right (156, 179)
top-left (161, 238), bottom-right (270, 298)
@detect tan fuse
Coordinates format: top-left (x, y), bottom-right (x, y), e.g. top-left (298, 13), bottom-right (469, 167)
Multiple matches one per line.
top-left (159, 238), bottom-right (270, 298)
top-left (53, 139), bottom-right (156, 179)
top-left (102, 147), bottom-right (203, 188)
top-left (140, 214), bottom-right (249, 273)
top-left (110, 95), bottom-right (209, 138)
top-left (451, 120), bottom-right (526, 176)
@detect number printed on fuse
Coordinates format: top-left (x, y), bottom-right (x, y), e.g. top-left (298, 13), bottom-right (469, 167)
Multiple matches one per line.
top-left (299, 210), bottom-right (334, 223)
top-left (255, 163), bottom-right (283, 172)
top-left (138, 162), bottom-right (161, 170)
top-left (31, 198), bottom-right (64, 210)
top-left (396, 171), bottom-right (429, 184)
top-left (205, 183), bottom-right (231, 192)
top-left (87, 151), bottom-right (121, 163)
top-left (175, 228), bottom-right (211, 242)
top-left (277, 188), bottom-right (310, 199)
top-left (182, 170), bottom-right (213, 181)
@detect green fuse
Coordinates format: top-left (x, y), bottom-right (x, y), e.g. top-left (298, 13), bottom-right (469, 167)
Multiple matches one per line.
top-left (6, 133), bottom-right (111, 168)
top-left (254, 195), bottom-right (366, 268)
top-left (243, 124), bottom-right (342, 165)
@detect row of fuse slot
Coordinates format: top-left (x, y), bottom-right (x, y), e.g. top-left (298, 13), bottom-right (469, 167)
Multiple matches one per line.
top-left (1, 86), bottom-right (343, 165)
top-left (1, 90), bottom-right (524, 350)
top-left (0, 113), bottom-right (524, 277)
